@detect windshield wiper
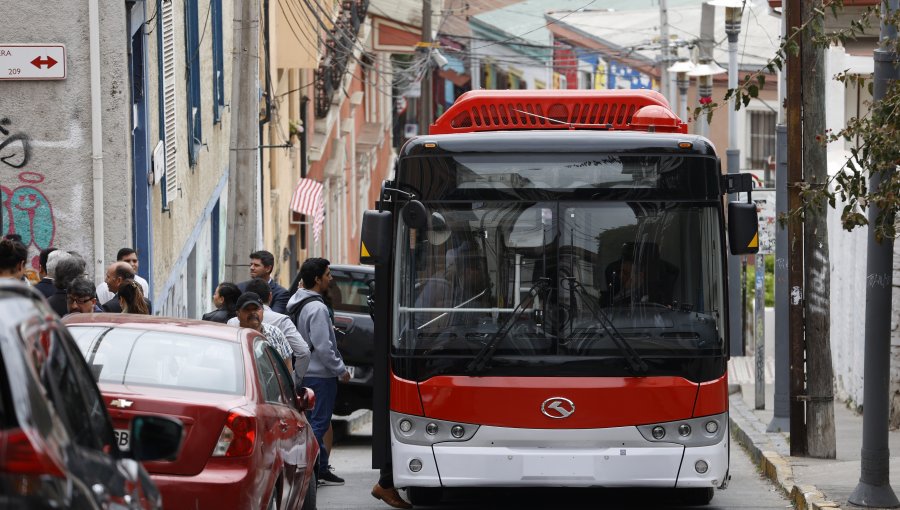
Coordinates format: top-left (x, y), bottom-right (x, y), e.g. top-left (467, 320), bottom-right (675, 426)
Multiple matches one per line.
top-left (563, 277), bottom-right (648, 374)
top-left (467, 278), bottom-right (551, 373)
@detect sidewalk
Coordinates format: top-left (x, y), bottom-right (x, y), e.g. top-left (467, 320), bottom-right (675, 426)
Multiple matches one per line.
top-left (728, 357), bottom-right (900, 509)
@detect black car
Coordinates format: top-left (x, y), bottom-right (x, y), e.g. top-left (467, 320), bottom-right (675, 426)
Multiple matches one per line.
top-left (328, 265), bottom-right (375, 415)
top-left (0, 281), bottom-right (183, 509)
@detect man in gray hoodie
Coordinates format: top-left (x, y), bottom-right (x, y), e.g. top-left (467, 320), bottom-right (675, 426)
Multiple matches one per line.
top-left (287, 257), bottom-right (350, 486)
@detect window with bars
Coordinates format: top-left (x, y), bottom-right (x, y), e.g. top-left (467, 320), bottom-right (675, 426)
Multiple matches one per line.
top-left (747, 110), bottom-right (776, 171)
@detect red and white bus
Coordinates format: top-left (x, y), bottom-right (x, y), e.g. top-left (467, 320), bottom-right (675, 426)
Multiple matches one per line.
top-left (360, 89), bottom-right (759, 506)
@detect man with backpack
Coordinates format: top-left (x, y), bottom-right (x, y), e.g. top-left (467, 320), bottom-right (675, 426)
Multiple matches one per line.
top-left (287, 257), bottom-right (350, 486)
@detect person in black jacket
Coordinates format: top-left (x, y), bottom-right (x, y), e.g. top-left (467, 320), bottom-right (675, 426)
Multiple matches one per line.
top-left (101, 262), bottom-right (152, 313)
top-left (201, 282), bottom-right (241, 323)
top-left (238, 250), bottom-right (289, 313)
top-left (33, 247), bottom-right (57, 298)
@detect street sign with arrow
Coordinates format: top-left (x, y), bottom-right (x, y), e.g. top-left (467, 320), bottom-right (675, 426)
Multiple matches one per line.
top-left (0, 44), bottom-right (66, 80)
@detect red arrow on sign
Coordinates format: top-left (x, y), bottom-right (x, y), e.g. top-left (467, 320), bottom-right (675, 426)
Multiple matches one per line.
top-left (30, 56), bottom-right (58, 69)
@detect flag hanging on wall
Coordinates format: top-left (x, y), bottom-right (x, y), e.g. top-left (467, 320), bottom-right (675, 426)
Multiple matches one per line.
top-left (289, 177), bottom-right (325, 242)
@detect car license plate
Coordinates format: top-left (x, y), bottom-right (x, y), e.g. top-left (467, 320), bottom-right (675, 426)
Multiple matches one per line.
top-left (114, 428), bottom-right (130, 451)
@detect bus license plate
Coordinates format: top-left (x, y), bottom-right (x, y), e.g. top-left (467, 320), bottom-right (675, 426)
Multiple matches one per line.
top-left (114, 429), bottom-right (130, 451)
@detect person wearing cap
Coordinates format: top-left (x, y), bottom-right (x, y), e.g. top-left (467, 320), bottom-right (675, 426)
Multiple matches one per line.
top-left (236, 292), bottom-right (292, 365)
top-left (228, 278), bottom-right (311, 379)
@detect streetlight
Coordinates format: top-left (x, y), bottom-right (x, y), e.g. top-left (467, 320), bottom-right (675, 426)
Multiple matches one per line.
top-left (707, 0), bottom-right (744, 359)
top-left (667, 60), bottom-right (695, 124)
top-left (687, 61), bottom-right (726, 138)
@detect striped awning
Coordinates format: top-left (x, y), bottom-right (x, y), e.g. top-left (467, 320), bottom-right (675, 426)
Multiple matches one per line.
top-left (290, 178), bottom-right (325, 242)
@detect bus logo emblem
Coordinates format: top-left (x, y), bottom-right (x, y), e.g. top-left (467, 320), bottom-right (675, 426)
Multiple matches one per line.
top-left (541, 397), bottom-right (575, 419)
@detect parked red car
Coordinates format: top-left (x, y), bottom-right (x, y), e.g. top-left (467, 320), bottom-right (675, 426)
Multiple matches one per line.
top-left (63, 314), bottom-right (319, 510)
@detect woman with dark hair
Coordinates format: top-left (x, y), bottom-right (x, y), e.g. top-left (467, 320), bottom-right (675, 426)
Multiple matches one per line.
top-left (118, 279), bottom-right (150, 315)
top-left (202, 282), bottom-right (241, 323)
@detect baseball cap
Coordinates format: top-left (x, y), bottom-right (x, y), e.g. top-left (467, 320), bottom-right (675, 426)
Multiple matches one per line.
top-left (236, 292), bottom-right (264, 310)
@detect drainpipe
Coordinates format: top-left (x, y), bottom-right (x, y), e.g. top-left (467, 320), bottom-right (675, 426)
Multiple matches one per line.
top-left (89, 0), bottom-right (105, 282)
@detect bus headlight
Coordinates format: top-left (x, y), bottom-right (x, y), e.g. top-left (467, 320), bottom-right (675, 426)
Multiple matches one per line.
top-left (409, 458), bottom-right (423, 472)
top-left (391, 412), bottom-right (479, 445)
top-left (637, 412), bottom-right (727, 447)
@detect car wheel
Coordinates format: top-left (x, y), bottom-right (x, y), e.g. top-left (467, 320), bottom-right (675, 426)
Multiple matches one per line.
top-left (681, 487), bottom-right (714, 506)
top-left (301, 471), bottom-right (317, 510)
top-left (407, 487), bottom-right (442, 506)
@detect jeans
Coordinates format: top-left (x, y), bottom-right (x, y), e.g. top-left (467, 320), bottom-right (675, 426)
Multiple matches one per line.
top-left (301, 376), bottom-right (337, 474)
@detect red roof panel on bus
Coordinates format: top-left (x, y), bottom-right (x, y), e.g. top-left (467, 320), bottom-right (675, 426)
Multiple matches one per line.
top-left (429, 89), bottom-right (688, 135)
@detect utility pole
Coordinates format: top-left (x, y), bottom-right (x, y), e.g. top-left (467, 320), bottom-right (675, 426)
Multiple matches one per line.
top-left (849, 0), bottom-right (900, 505)
top-left (784, 0), bottom-right (807, 457)
top-left (800, 0), bottom-right (835, 459)
top-left (418, 0), bottom-right (433, 136)
top-left (658, 0), bottom-right (670, 103)
top-left (768, 2), bottom-right (789, 433)
top-left (225, 0), bottom-right (260, 283)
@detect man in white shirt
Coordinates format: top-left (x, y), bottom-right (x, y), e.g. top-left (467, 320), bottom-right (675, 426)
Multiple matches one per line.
top-left (96, 248), bottom-right (149, 302)
top-left (229, 278), bottom-right (311, 379)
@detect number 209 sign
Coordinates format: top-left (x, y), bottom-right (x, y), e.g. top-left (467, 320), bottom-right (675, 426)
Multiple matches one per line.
top-left (0, 44), bottom-right (66, 80)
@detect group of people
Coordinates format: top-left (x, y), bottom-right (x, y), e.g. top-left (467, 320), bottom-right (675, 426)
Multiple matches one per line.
top-left (204, 251), bottom-right (409, 508)
top-left (1, 238), bottom-right (409, 508)
top-left (0, 235), bottom-right (151, 317)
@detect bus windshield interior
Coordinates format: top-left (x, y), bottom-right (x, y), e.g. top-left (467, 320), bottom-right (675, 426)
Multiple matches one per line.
top-left (394, 199), bottom-right (726, 376)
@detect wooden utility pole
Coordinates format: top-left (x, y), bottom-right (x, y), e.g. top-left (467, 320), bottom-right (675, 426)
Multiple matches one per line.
top-left (800, 0), bottom-right (835, 459)
top-left (784, 0), bottom-right (807, 457)
top-left (225, 0), bottom-right (261, 282)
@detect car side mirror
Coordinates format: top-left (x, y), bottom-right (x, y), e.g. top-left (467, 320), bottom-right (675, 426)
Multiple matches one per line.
top-left (129, 415), bottom-right (183, 462)
top-left (296, 386), bottom-right (316, 412)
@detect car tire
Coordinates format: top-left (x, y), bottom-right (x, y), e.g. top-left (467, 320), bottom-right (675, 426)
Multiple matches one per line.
top-left (301, 470), bottom-right (317, 510)
top-left (407, 487), bottom-right (442, 506)
top-left (681, 487), bottom-right (714, 506)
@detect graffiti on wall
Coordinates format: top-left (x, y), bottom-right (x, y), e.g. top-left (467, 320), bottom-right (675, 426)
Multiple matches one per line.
top-left (1, 117), bottom-right (57, 271)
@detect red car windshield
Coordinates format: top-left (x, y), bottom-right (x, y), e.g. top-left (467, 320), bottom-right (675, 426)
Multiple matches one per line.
top-left (69, 326), bottom-right (245, 395)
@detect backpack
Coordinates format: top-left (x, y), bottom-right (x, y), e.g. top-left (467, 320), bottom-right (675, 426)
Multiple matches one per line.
top-left (289, 295), bottom-right (325, 352)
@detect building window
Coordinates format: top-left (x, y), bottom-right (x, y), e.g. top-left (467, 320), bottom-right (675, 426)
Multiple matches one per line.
top-left (747, 110), bottom-right (776, 171)
top-left (158, 0), bottom-right (178, 207)
top-left (211, 0), bottom-right (224, 123)
top-left (185, 0), bottom-right (203, 165)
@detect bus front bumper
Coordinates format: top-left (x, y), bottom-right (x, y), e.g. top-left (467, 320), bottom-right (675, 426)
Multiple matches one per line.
top-left (391, 421), bottom-right (728, 489)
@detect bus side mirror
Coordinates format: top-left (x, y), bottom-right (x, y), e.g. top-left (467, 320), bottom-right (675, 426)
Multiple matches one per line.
top-left (360, 210), bottom-right (393, 265)
top-left (728, 201), bottom-right (759, 255)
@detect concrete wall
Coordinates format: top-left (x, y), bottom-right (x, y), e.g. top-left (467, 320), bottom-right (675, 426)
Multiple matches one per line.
top-left (1, 0), bottom-right (131, 280)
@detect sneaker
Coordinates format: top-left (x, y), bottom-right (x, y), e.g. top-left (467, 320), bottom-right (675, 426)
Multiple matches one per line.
top-left (318, 466), bottom-right (345, 486)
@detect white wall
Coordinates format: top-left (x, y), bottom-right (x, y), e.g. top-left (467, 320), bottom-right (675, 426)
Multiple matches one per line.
top-left (824, 45), bottom-right (900, 422)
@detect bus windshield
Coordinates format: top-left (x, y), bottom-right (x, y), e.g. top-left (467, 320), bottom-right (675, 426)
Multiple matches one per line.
top-left (394, 200), bottom-right (726, 376)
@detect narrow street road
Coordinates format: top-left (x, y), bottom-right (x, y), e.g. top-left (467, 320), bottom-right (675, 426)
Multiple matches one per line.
top-left (318, 424), bottom-right (791, 510)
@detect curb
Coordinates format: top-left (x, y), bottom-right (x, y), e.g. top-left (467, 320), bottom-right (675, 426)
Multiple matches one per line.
top-left (334, 408), bottom-right (372, 435)
top-left (728, 393), bottom-right (841, 509)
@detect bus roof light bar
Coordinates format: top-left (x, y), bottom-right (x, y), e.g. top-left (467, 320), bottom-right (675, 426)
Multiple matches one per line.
top-left (429, 89), bottom-right (688, 135)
